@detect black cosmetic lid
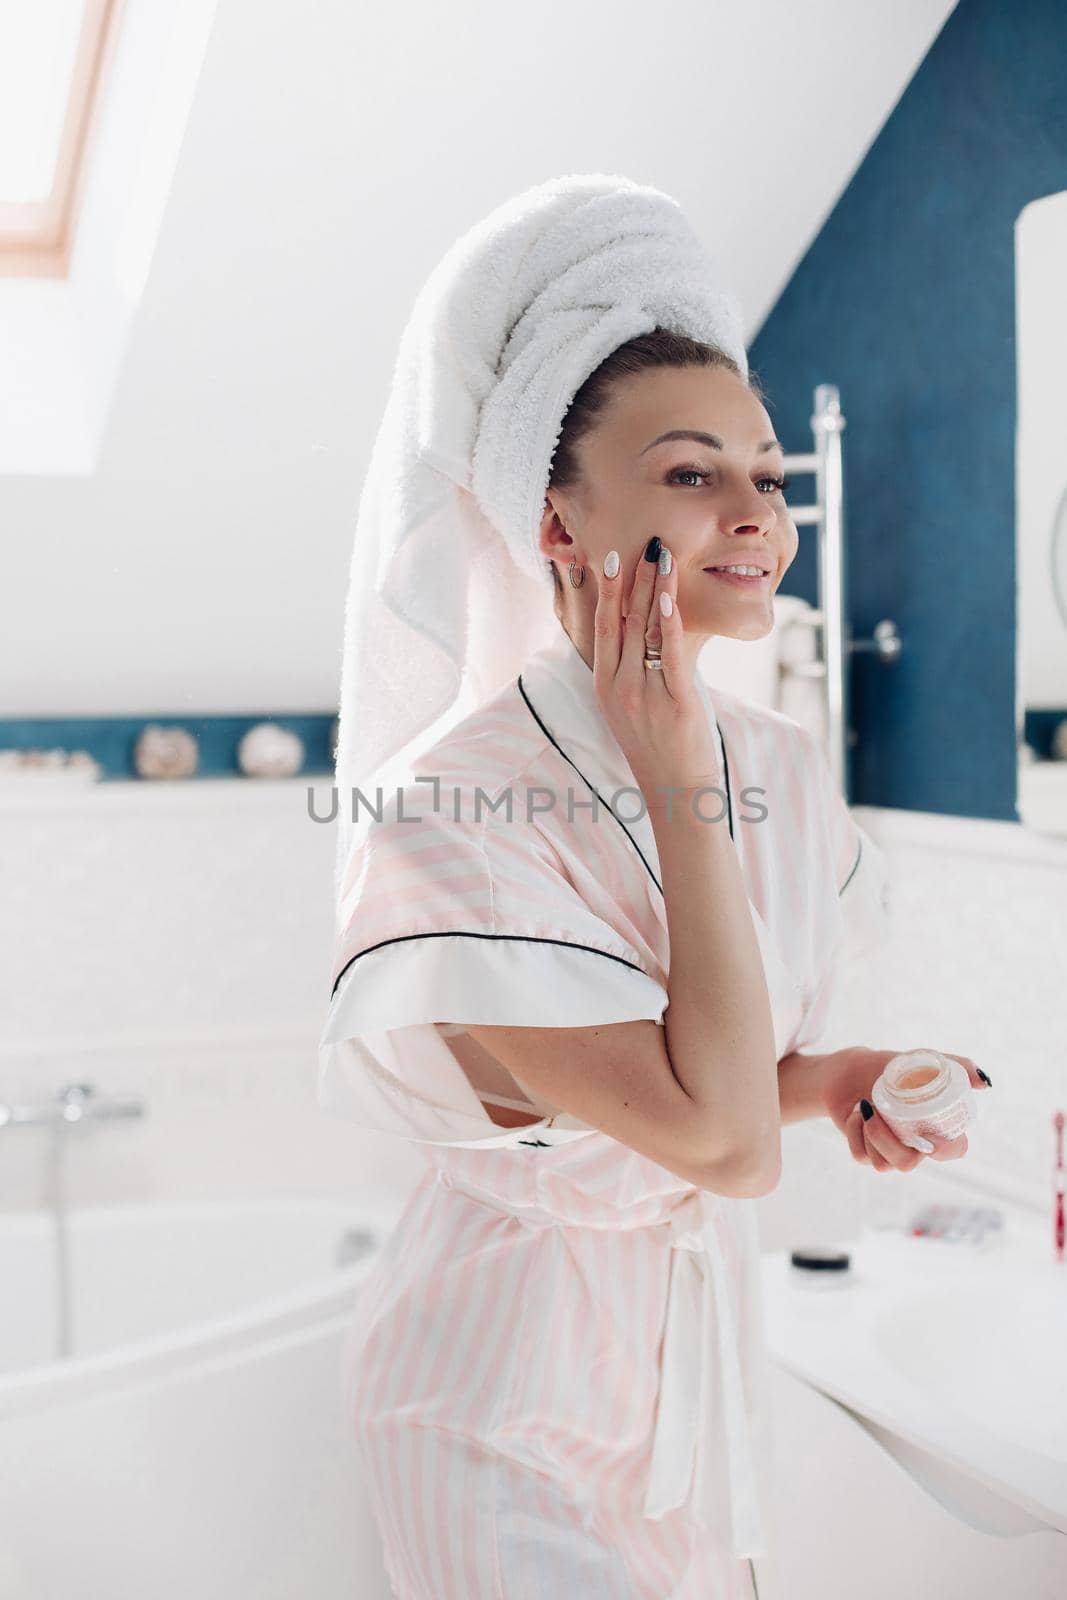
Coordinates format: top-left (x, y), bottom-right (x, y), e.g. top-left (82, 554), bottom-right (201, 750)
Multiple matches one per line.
top-left (789, 1248), bottom-right (852, 1272)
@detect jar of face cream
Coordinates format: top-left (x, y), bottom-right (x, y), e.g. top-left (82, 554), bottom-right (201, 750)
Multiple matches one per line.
top-left (870, 1049), bottom-right (977, 1152)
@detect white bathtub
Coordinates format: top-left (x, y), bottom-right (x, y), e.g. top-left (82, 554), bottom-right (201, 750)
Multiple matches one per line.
top-left (0, 1193), bottom-right (407, 1600)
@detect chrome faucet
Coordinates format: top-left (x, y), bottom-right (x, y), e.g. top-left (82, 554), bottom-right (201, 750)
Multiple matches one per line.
top-left (0, 1081), bottom-right (147, 1360)
top-left (0, 1080), bottom-right (146, 1129)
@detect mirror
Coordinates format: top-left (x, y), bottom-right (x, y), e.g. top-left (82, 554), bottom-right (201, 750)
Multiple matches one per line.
top-left (1016, 187), bottom-right (1067, 837)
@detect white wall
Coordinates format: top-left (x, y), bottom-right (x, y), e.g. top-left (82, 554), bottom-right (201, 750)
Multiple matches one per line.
top-left (0, 0), bottom-right (960, 717)
top-left (1015, 188), bottom-right (1067, 710)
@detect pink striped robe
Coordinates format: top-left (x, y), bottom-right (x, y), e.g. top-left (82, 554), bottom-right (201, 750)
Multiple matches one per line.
top-left (320, 625), bottom-right (890, 1599)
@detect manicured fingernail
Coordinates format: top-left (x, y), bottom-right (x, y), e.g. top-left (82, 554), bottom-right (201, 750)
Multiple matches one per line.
top-left (658, 546), bottom-right (672, 575)
top-left (913, 1135), bottom-right (936, 1153)
top-left (644, 536), bottom-right (661, 562)
top-left (604, 550), bottom-right (620, 579)
top-left (977, 1068), bottom-right (992, 1086)
top-left (859, 1099), bottom-right (874, 1121)
top-left (660, 590), bottom-right (673, 616)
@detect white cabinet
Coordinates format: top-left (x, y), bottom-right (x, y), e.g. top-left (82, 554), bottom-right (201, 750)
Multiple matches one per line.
top-left (760, 1363), bottom-right (1067, 1599)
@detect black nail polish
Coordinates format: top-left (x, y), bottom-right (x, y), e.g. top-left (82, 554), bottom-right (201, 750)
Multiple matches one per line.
top-left (644, 536), bottom-right (661, 562)
top-left (977, 1068), bottom-right (992, 1086)
top-left (859, 1098), bottom-right (874, 1121)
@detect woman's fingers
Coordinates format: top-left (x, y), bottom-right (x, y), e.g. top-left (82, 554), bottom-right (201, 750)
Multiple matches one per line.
top-left (592, 549), bottom-right (625, 686)
top-left (843, 1103), bottom-right (870, 1164)
top-left (654, 548), bottom-right (684, 700)
top-left (844, 1102), bottom-right (892, 1170)
top-left (848, 1100), bottom-right (970, 1170)
top-left (644, 542), bottom-right (672, 655)
top-left (859, 1103), bottom-right (924, 1171)
top-left (619, 538), bottom-right (663, 685)
top-left (941, 1052), bottom-right (991, 1092)
top-left (644, 591), bottom-right (662, 656)
top-left (925, 1131), bottom-right (970, 1161)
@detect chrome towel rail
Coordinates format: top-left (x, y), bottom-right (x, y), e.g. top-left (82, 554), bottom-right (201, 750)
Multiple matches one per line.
top-left (780, 384), bottom-right (901, 798)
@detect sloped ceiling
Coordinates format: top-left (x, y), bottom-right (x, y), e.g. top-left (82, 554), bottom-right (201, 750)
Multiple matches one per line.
top-left (3, 0), bottom-right (959, 715)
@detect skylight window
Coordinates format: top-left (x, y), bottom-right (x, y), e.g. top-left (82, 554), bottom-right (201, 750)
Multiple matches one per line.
top-left (0, 0), bottom-right (120, 275)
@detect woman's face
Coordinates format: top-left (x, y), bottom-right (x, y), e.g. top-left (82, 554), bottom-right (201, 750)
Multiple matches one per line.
top-left (542, 363), bottom-right (799, 642)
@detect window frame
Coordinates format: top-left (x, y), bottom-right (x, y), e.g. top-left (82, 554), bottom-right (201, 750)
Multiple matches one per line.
top-left (0, 0), bottom-right (124, 278)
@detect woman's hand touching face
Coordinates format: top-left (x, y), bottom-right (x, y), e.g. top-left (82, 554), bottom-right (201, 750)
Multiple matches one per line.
top-left (589, 536), bottom-right (722, 799)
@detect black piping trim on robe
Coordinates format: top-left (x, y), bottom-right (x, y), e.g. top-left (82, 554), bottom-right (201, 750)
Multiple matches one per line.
top-left (330, 930), bottom-right (659, 1002)
top-left (515, 671), bottom-right (735, 899)
top-left (838, 834), bottom-right (863, 895)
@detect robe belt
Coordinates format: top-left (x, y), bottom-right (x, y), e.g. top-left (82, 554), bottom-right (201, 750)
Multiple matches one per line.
top-left (434, 1172), bottom-right (769, 1558)
top-left (641, 1185), bottom-right (768, 1558)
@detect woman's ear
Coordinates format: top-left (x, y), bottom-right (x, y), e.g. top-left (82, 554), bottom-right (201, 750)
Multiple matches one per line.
top-left (538, 492), bottom-right (576, 559)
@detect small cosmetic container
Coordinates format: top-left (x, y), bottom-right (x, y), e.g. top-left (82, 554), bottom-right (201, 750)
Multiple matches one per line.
top-left (870, 1048), bottom-right (977, 1152)
top-left (788, 1247), bottom-right (852, 1291)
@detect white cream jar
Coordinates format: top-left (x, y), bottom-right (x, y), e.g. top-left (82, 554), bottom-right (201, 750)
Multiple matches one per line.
top-left (870, 1048), bottom-right (977, 1152)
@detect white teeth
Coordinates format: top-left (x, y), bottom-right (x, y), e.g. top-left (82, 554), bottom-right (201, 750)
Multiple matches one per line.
top-left (712, 565), bottom-right (765, 576)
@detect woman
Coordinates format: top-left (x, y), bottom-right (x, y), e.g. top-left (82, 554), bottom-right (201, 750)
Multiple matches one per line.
top-left (320, 177), bottom-right (988, 1600)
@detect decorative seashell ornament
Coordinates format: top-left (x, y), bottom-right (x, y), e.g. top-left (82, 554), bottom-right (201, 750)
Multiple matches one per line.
top-left (133, 724), bottom-right (199, 779)
top-left (0, 748), bottom-right (102, 783)
top-left (237, 721), bottom-right (304, 778)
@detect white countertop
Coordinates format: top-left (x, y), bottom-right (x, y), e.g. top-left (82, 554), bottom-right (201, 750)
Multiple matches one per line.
top-left (761, 1208), bottom-right (1067, 1535)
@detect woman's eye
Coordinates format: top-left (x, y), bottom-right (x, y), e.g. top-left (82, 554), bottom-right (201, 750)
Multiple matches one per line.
top-left (668, 466), bottom-right (790, 494)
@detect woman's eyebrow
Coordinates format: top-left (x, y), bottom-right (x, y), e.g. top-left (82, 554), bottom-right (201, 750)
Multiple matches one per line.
top-left (639, 429), bottom-right (784, 455)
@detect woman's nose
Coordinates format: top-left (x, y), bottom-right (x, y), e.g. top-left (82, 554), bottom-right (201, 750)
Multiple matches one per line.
top-left (724, 502), bottom-right (776, 537)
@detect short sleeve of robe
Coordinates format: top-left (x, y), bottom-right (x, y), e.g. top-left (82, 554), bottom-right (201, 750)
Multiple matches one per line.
top-left (318, 788), bottom-right (670, 1150)
top-left (790, 726), bottom-right (892, 1051)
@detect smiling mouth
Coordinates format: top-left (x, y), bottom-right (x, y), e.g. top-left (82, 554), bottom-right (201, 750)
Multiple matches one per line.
top-left (704, 565), bottom-right (773, 584)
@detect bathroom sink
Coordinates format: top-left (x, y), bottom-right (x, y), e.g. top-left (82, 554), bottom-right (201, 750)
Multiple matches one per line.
top-left (760, 1210), bottom-right (1067, 1535)
top-left (872, 1266), bottom-right (1067, 1462)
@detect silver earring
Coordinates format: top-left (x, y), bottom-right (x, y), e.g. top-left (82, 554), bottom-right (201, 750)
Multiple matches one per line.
top-left (567, 557), bottom-right (585, 589)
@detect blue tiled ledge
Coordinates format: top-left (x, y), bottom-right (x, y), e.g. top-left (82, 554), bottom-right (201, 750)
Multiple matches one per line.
top-left (0, 715), bottom-right (338, 780)
top-left (6, 709), bottom-right (1064, 779)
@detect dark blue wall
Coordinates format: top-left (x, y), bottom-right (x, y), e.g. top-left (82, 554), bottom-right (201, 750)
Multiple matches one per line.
top-left (749, 0), bottom-right (1067, 821)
